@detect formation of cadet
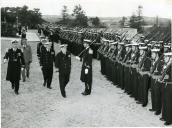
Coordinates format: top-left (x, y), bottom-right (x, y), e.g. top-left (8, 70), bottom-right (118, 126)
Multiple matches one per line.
top-left (97, 30), bottom-right (171, 125)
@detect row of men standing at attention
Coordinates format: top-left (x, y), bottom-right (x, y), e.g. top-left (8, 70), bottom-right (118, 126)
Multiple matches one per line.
top-left (37, 38), bottom-right (93, 98)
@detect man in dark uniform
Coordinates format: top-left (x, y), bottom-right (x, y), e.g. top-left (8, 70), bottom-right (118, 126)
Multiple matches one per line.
top-left (137, 44), bottom-right (152, 107)
top-left (40, 41), bottom-right (55, 89)
top-left (158, 52), bottom-right (172, 125)
top-left (55, 44), bottom-right (71, 98)
top-left (4, 40), bottom-right (25, 95)
top-left (76, 39), bottom-right (93, 95)
top-left (37, 38), bottom-right (46, 62)
top-left (149, 48), bottom-right (164, 114)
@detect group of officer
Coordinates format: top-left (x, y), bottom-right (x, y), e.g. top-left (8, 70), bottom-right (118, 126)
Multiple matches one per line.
top-left (97, 36), bottom-right (172, 125)
top-left (37, 33), bottom-right (93, 97)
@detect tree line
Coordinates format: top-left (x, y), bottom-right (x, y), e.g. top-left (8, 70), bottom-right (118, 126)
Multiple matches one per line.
top-left (1, 5), bottom-right (43, 36)
top-left (57, 5), bottom-right (105, 28)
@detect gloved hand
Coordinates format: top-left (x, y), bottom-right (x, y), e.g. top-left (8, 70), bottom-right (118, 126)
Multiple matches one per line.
top-left (75, 56), bottom-right (80, 60)
top-left (3, 59), bottom-right (7, 63)
top-left (21, 67), bottom-right (24, 71)
top-left (85, 68), bottom-right (88, 74)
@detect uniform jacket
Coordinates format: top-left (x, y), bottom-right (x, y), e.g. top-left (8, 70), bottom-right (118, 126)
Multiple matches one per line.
top-left (80, 48), bottom-right (93, 84)
top-left (4, 48), bottom-right (25, 81)
top-left (40, 47), bottom-right (55, 68)
top-left (55, 51), bottom-right (71, 75)
top-left (22, 44), bottom-right (32, 63)
top-left (37, 42), bottom-right (43, 59)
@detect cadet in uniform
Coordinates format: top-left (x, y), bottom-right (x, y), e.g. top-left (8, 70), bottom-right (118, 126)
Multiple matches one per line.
top-left (159, 52), bottom-right (172, 125)
top-left (55, 44), bottom-right (71, 98)
top-left (76, 39), bottom-right (93, 95)
top-left (149, 48), bottom-right (164, 114)
top-left (3, 40), bottom-right (25, 95)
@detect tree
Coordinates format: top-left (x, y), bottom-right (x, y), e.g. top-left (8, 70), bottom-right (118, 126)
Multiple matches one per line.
top-left (129, 5), bottom-right (144, 33)
top-left (90, 17), bottom-right (101, 27)
top-left (72, 5), bottom-right (88, 27)
top-left (119, 16), bottom-right (127, 27)
top-left (61, 5), bottom-right (69, 24)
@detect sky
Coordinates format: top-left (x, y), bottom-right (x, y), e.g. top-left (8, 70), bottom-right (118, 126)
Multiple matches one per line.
top-left (1, 0), bottom-right (172, 18)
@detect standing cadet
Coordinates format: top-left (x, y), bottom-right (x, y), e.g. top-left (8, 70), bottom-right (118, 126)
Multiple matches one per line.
top-left (3, 40), bottom-right (25, 95)
top-left (76, 39), bottom-right (93, 95)
top-left (159, 52), bottom-right (172, 125)
top-left (21, 38), bottom-right (32, 81)
top-left (55, 44), bottom-right (71, 98)
top-left (40, 42), bottom-right (55, 89)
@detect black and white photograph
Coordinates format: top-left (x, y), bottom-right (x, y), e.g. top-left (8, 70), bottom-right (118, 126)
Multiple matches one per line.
top-left (1, 0), bottom-right (172, 127)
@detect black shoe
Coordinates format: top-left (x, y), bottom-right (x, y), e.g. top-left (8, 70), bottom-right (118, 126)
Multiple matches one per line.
top-left (47, 87), bottom-right (52, 89)
top-left (15, 91), bottom-right (19, 95)
top-left (160, 117), bottom-right (165, 121)
top-left (155, 112), bottom-right (161, 115)
top-left (149, 109), bottom-right (154, 112)
top-left (81, 92), bottom-right (88, 96)
top-left (164, 122), bottom-right (171, 126)
top-left (43, 82), bottom-right (46, 87)
top-left (62, 95), bottom-right (66, 98)
top-left (136, 101), bottom-right (142, 104)
top-left (11, 85), bottom-right (14, 89)
top-left (23, 79), bottom-right (26, 82)
top-left (142, 104), bottom-right (147, 107)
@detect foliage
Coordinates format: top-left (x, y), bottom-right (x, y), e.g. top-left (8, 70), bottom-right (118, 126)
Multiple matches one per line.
top-left (1, 5), bottom-right (44, 31)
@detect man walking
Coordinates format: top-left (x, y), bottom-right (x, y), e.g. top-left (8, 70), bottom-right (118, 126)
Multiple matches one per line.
top-left (55, 44), bottom-right (71, 98)
top-left (40, 41), bottom-right (55, 89)
top-left (3, 40), bottom-right (25, 95)
top-left (21, 38), bottom-right (32, 81)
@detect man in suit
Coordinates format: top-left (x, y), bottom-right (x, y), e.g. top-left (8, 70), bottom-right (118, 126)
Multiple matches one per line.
top-left (76, 39), bottom-right (93, 96)
top-left (40, 41), bottom-right (55, 89)
top-left (4, 40), bottom-right (25, 95)
top-left (21, 38), bottom-right (32, 81)
top-left (55, 44), bottom-right (71, 98)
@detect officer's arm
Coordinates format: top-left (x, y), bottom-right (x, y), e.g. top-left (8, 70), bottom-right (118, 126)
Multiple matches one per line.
top-left (85, 50), bottom-right (93, 68)
top-left (29, 46), bottom-right (32, 63)
top-left (3, 49), bottom-right (9, 63)
top-left (55, 53), bottom-right (60, 68)
top-left (20, 51), bottom-right (25, 67)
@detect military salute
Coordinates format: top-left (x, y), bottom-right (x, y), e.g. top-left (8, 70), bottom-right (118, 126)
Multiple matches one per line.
top-left (76, 39), bottom-right (93, 95)
top-left (4, 40), bottom-right (25, 95)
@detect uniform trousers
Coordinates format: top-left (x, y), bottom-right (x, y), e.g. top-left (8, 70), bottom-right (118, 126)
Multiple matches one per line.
top-left (42, 67), bottom-right (53, 87)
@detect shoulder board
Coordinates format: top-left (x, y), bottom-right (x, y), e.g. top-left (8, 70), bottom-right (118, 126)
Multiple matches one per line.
top-left (88, 48), bottom-right (93, 54)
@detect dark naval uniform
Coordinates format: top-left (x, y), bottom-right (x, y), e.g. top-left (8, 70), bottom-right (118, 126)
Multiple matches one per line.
top-left (80, 48), bottom-right (93, 95)
top-left (159, 61), bottom-right (172, 125)
top-left (40, 46), bottom-right (55, 89)
top-left (4, 48), bottom-right (25, 94)
top-left (55, 51), bottom-right (71, 98)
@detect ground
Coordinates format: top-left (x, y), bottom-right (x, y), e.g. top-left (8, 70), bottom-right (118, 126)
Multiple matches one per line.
top-left (1, 30), bottom-right (170, 127)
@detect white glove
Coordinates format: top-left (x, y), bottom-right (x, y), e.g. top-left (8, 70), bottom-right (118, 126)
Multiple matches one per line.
top-left (3, 59), bottom-right (7, 63)
top-left (85, 68), bottom-right (88, 74)
top-left (76, 56), bottom-right (80, 60)
top-left (21, 67), bottom-right (24, 71)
